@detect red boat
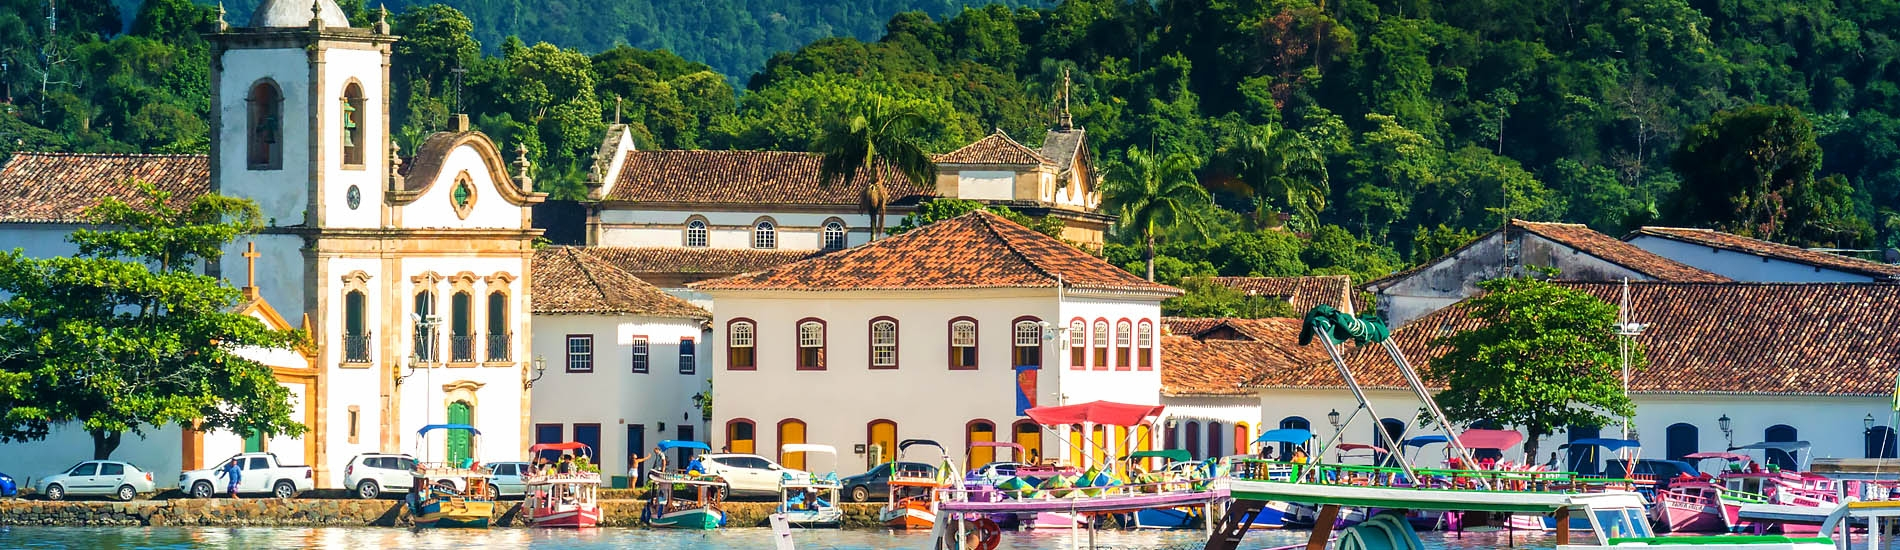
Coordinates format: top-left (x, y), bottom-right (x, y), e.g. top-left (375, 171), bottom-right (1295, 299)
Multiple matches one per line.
top-left (522, 442), bottom-right (603, 529)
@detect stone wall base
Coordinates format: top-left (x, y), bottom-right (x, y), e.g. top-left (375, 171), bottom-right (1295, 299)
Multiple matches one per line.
top-left (0, 499), bottom-right (888, 529)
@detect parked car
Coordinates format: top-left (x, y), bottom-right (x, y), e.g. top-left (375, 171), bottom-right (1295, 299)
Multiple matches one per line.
top-left (0, 471), bottom-right (16, 497)
top-left (343, 453), bottom-right (419, 499)
top-left (840, 461), bottom-right (937, 503)
top-left (33, 460), bottom-right (156, 501)
top-left (486, 461), bottom-right (533, 500)
top-left (966, 461), bottom-right (1025, 486)
top-left (179, 452), bottom-right (314, 499)
top-left (693, 453), bottom-right (807, 498)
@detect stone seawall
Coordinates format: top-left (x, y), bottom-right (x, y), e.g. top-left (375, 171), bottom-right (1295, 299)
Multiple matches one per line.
top-left (0, 499), bottom-right (887, 529)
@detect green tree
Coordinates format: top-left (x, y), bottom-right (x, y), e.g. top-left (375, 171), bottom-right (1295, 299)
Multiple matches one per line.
top-left (1162, 277), bottom-right (1299, 318)
top-left (0, 182), bottom-right (304, 459)
top-left (1104, 148), bottom-right (1210, 281)
top-left (1669, 105), bottom-right (1865, 247)
top-left (888, 198), bottom-right (1063, 238)
top-left (1425, 276), bottom-right (1638, 460)
top-left (813, 97), bottom-right (939, 237)
top-left (1216, 123), bottom-right (1329, 230)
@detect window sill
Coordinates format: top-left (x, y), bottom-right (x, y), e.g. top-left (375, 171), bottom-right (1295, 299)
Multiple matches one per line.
top-left (481, 361), bottom-right (515, 368)
top-left (248, 164), bottom-right (282, 171)
top-left (948, 366), bottom-right (979, 371)
top-left (795, 366), bottom-right (826, 371)
top-left (564, 369), bottom-right (593, 374)
top-left (338, 361), bottom-right (374, 369)
top-left (447, 361), bottom-right (479, 368)
top-left (728, 366), bottom-right (757, 371)
top-left (869, 365), bottom-right (899, 370)
top-left (341, 163), bottom-right (366, 171)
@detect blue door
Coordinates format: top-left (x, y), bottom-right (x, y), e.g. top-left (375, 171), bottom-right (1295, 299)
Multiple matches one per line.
top-left (535, 424), bottom-right (565, 463)
top-left (574, 424), bottom-right (601, 465)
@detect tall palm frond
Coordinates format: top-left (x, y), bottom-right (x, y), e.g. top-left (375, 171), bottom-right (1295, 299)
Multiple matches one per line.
top-left (1103, 148), bottom-right (1211, 281)
top-left (813, 98), bottom-right (937, 238)
top-left (1218, 123), bottom-right (1329, 230)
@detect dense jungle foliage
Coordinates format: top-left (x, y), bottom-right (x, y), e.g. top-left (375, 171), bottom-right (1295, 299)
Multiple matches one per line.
top-left (6, 0), bottom-right (1900, 312)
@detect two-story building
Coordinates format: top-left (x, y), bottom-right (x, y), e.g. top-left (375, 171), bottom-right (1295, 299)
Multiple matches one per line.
top-left (696, 211), bottom-right (1178, 474)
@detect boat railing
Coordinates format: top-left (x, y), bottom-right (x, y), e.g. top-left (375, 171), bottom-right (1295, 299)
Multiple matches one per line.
top-left (1720, 487), bottom-right (1771, 504)
top-left (523, 472), bottom-right (602, 484)
top-left (938, 475), bottom-right (1217, 502)
top-left (1232, 459), bottom-right (1589, 493)
top-left (413, 462), bottom-right (491, 478)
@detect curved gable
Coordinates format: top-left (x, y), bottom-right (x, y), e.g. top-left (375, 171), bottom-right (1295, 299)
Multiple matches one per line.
top-left (393, 131), bottom-right (546, 229)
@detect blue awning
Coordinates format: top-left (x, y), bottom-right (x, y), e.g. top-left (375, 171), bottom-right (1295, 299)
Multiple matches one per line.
top-left (658, 440), bottom-right (711, 452)
top-left (1403, 435), bottom-right (1450, 447)
top-left (416, 423), bottom-right (480, 436)
top-left (1254, 428), bottom-right (1313, 445)
top-left (1562, 438), bottom-right (1641, 451)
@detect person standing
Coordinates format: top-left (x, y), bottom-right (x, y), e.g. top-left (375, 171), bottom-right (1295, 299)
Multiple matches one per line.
top-left (220, 458), bottom-right (243, 499)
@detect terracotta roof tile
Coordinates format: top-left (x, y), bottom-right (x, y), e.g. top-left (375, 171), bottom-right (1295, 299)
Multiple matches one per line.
top-left (1162, 318), bottom-right (1330, 396)
top-left (532, 246), bottom-right (710, 318)
top-left (605, 150), bottom-right (934, 206)
top-left (582, 247), bottom-right (825, 277)
top-left (1163, 318), bottom-right (1223, 336)
top-left (1366, 220), bottom-right (1728, 289)
top-left (1209, 275), bottom-right (1355, 313)
top-left (1633, 226), bottom-right (1900, 280)
top-left (937, 130), bottom-right (1048, 165)
top-left (0, 153), bottom-right (209, 223)
top-left (1256, 282), bottom-right (1900, 396)
top-left (691, 211), bottom-right (1180, 295)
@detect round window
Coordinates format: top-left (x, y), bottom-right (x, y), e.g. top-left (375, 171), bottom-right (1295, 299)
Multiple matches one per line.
top-left (452, 179), bottom-right (473, 210)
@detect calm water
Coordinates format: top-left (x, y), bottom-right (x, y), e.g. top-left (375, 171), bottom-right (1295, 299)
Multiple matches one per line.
top-left (0, 526), bottom-right (1579, 549)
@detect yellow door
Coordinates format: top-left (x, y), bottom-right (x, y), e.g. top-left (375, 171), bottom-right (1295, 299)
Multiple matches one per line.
top-left (778, 420), bottom-right (806, 470)
top-left (728, 420), bottom-right (755, 454)
top-left (1091, 425), bottom-right (1108, 468)
top-left (1068, 424), bottom-right (1084, 467)
top-left (968, 421), bottom-right (996, 467)
top-left (1136, 424), bottom-right (1154, 471)
top-left (1014, 422), bottom-right (1042, 464)
top-left (869, 420), bottom-right (897, 464)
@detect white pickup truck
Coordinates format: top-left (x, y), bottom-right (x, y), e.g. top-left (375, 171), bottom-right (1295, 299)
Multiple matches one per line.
top-left (179, 452), bottom-right (314, 499)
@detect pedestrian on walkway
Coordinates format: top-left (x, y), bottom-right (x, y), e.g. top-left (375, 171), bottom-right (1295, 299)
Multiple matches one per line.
top-left (220, 458), bottom-right (243, 499)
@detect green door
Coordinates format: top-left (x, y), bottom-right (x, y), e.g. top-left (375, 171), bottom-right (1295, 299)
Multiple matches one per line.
top-left (243, 431), bottom-right (264, 453)
top-left (446, 401), bottom-right (472, 464)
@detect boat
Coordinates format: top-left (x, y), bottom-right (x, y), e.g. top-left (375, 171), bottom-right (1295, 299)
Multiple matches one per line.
top-left (880, 439), bottom-right (950, 530)
top-left (642, 440), bottom-right (727, 530)
top-left (776, 444), bottom-right (843, 527)
top-left (521, 441), bottom-right (602, 528)
top-left (1705, 443), bottom-right (1840, 534)
top-left (406, 423), bottom-right (496, 529)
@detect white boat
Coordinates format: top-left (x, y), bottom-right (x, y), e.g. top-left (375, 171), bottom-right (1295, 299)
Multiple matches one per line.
top-left (776, 444), bottom-right (843, 527)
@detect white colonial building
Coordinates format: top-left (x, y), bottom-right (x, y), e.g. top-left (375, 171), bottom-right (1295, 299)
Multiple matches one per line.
top-left (1157, 318), bottom-right (1329, 461)
top-left (1257, 281), bottom-right (1900, 474)
top-left (697, 211), bottom-right (1177, 474)
top-left (528, 246), bottom-right (710, 478)
top-left (1627, 226), bottom-right (1900, 283)
top-left (0, 0), bottom-right (543, 487)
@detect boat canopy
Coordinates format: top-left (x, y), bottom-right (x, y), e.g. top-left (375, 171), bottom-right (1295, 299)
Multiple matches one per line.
top-left (899, 439), bottom-right (945, 452)
top-left (1403, 435), bottom-right (1450, 447)
top-left (781, 444), bottom-right (837, 456)
top-left (1254, 428), bottom-right (1313, 445)
top-left (1732, 441), bottom-right (1812, 452)
top-left (1458, 429), bottom-right (1524, 450)
top-left (1128, 449), bottom-right (1193, 462)
top-left (416, 423), bottom-right (481, 436)
top-left (1563, 438), bottom-right (1642, 451)
top-left (658, 440), bottom-right (711, 452)
top-left (1683, 451), bottom-right (1751, 461)
top-left (970, 441), bottom-right (1024, 451)
top-left (1335, 443), bottom-right (1389, 454)
top-left (1023, 401), bottom-right (1165, 427)
top-left (527, 441), bottom-right (590, 455)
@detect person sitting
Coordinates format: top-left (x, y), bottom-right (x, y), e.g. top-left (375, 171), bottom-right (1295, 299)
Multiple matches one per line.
top-left (558, 454), bottom-right (575, 474)
top-left (686, 455), bottom-right (706, 477)
top-left (1290, 446), bottom-right (1308, 464)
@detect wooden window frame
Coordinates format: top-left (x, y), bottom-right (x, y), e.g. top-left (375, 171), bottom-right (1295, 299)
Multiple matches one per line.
top-left (727, 319), bottom-right (756, 371)
top-left (869, 317), bottom-right (899, 370)
top-left (1114, 319), bottom-right (1133, 371)
top-left (1137, 320), bottom-right (1155, 370)
top-left (752, 218), bottom-right (778, 249)
top-left (1068, 318), bottom-right (1086, 370)
top-left (1012, 316), bottom-right (1042, 368)
top-left (678, 337), bottom-right (696, 374)
top-left (796, 318), bottom-right (826, 370)
top-left (948, 317), bottom-right (979, 370)
top-left (684, 217), bottom-right (709, 248)
top-left (1092, 319), bottom-right (1110, 371)
top-left (726, 418), bottom-right (756, 454)
top-left (630, 335), bottom-right (649, 374)
top-left (565, 334), bottom-right (594, 373)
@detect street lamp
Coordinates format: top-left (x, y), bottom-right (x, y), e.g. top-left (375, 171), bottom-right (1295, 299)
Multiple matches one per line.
top-left (1867, 414), bottom-right (1877, 433)
top-left (1327, 409), bottom-right (1342, 430)
top-left (1719, 414), bottom-right (1733, 447)
top-left (523, 355), bottom-right (547, 388)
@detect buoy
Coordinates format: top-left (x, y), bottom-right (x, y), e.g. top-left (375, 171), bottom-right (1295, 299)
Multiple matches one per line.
top-left (973, 517), bottom-right (1003, 550)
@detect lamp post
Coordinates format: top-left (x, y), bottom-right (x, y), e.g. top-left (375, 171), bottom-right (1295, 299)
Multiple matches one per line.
top-left (1867, 414), bottom-right (1877, 433)
top-left (409, 313), bottom-right (440, 450)
top-left (1328, 409), bottom-right (1342, 432)
top-left (1719, 414), bottom-right (1733, 448)
top-left (524, 355), bottom-right (547, 389)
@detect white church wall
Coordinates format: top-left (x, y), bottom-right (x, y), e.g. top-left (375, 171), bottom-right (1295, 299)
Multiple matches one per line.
top-left (217, 48), bottom-right (313, 226)
top-left (400, 145), bottom-right (526, 230)
top-left (529, 313), bottom-right (709, 480)
top-left (394, 254), bottom-right (529, 464)
top-left (318, 48), bottom-right (387, 230)
top-left (956, 171), bottom-right (1016, 201)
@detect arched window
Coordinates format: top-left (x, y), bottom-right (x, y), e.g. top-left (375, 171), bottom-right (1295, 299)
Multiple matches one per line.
top-left (247, 80), bottom-right (283, 169)
top-left (1136, 320), bottom-right (1155, 370)
top-left (1568, 425), bottom-right (1601, 475)
top-left (1207, 421), bottom-right (1226, 458)
top-left (1868, 426), bottom-right (1898, 459)
top-left (1090, 424), bottom-right (1108, 467)
top-left (343, 290), bottom-right (369, 363)
top-left (412, 290), bottom-right (436, 361)
top-left (1278, 416), bottom-right (1310, 458)
top-left (967, 420), bottom-right (997, 467)
top-left (1765, 425), bottom-right (1799, 469)
top-left (1012, 319), bottom-right (1042, 367)
top-left (1114, 320), bottom-right (1133, 370)
top-left (340, 82), bottom-right (366, 167)
top-left (949, 318), bottom-right (978, 370)
top-left (726, 419), bottom-right (756, 454)
top-left (1374, 418), bottom-right (1406, 466)
top-left (869, 318), bottom-right (898, 369)
top-left (684, 219), bottom-right (708, 248)
top-left (753, 220), bottom-right (777, 249)
top-left (485, 291), bottom-right (509, 361)
top-left (1013, 420), bottom-right (1042, 464)
top-left (449, 291), bottom-right (474, 362)
top-left (1091, 320), bottom-right (1109, 370)
top-left (796, 319), bottom-right (826, 370)
top-left (727, 319), bottom-right (756, 370)
top-left (1068, 319), bottom-right (1086, 369)
top-left (1666, 423), bottom-right (1699, 461)
top-left (1185, 421), bottom-right (1202, 460)
top-left (777, 419), bottom-right (807, 469)
top-left (867, 419), bottom-right (898, 464)
top-left (823, 221), bottom-right (847, 251)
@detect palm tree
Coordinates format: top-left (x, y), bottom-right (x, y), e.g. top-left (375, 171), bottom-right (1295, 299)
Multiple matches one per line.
top-left (813, 98), bottom-right (937, 238)
top-left (1218, 123), bottom-right (1329, 230)
top-left (1104, 148), bottom-right (1211, 281)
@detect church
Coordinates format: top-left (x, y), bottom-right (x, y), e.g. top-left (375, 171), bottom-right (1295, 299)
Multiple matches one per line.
top-left (0, 0), bottom-right (540, 488)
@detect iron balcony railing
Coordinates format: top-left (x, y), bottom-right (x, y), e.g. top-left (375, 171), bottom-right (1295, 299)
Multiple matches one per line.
top-left (343, 333), bottom-right (372, 363)
top-left (451, 334), bottom-right (477, 363)
top-left (487, 332), bottom-right (512, 362)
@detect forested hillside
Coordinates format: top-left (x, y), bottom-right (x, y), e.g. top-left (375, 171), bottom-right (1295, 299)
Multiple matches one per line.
top-left (5, 0), bottom-right (1900, 313)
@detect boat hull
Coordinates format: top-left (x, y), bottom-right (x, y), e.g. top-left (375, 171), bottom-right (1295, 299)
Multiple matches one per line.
top-left (780, 508), bottom-right (844, 527)
top-left (529, 506), bottom-right (601, 528)
top-left (411, 498), bottom-right (494, 529)
top-left (881, 505), bottom-right (935, 530)
top-left (649, 507), bottom-right (724, 529)
top-left (1657, 499), bottom-right (1727, 533)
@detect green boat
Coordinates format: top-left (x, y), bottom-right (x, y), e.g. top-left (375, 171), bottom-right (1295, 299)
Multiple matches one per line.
top-left (642, 440), bottom-right (727, 530)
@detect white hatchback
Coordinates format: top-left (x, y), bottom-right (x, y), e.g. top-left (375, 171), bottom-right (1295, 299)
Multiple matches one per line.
top-left (342, 453), bottom-right (419, 499)
top-left (694, 453), bottom-right (807, 498)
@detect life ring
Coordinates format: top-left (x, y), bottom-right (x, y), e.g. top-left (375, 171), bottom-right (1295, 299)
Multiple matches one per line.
top-left (973, 517), bottom-right (1003, 550)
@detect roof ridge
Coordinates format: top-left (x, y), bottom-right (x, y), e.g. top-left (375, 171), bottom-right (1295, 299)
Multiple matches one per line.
top-left (563, 247), bottom-right (620, 309)
top-left (972, 211), bottom-right (1062, 287)
top-left (11, 151), bottom-right (210, 159)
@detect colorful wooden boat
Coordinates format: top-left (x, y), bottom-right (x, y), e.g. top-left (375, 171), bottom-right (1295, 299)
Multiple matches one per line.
top-left (406, 424), bottom-right (495, 530)
top-left (643, 440), bottom-right (727, 530)
top-left (521, 442), bottom-right (602, 529)
top-left (776, 444), bottom-right (843, 527)
top-left (881, 474), bottom-right (939, 530)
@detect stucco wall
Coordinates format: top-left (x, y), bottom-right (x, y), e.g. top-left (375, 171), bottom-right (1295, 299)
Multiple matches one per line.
top-left (217, 47), bottom-right (312, 226)
top-left (528, 313), bottom-right (710, 478)
top-left (1376, 231), bottom-right (1653, 328)
top-left (1627, 236), bottom-right (1875, 283)
top-left (596, 209), bottom-right (873, 250)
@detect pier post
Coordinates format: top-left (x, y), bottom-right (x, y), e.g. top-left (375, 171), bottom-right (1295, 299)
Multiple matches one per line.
top-left (1306, 504), bottom-right (1340, 550)
top-left (1555, 508), bottom-right (1569, 545)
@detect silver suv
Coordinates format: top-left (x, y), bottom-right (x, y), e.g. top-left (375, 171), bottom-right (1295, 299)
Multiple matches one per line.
top-left (343, 453), bottom-right (418, 499)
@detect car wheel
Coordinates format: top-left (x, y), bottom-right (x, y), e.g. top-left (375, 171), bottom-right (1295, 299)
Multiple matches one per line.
top-left (45, 484), bottom-right (64, 501)
top-left (712, 482), bottom-right (729, 502)
top-left (484, 484), bottom-right (499, 501)
top-left (191, 481), bottom-right (213, 499)
top-left (356, 480), bottom-right (381, 500)
top-left (273, 480), bottom-right (296, 499)
top-left (117, 485), bottom-right (136, 502)
top-left (850, 485), bottom-right (869, 503)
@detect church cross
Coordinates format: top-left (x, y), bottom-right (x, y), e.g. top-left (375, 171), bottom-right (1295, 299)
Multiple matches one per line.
top-left (1057, 67), bottom-right (1075, 131)
top-left (242, 242), bottom-right (261, 296)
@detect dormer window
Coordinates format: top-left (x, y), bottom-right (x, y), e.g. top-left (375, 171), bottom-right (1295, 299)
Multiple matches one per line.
top-left (686, 220), bottom-right (708, 248)
top-left (247, 80), bottom-right (282, 169)
top-left (341, 82), bottom-right (366, 168)
top-left (823, 221), bottom-right (846, 251)
top-left (753, 220), bottom-right (777, 249)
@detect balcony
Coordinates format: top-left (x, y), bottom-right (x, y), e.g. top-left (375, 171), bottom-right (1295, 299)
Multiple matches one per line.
top-left (487, 333), bottom-right (512, 362)
top-left (450, 334), bottom-right (477, 363)
top-left (413, 332), bottom-right (436, 362)
top-left (343, 333), bottom-right (372, 363)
